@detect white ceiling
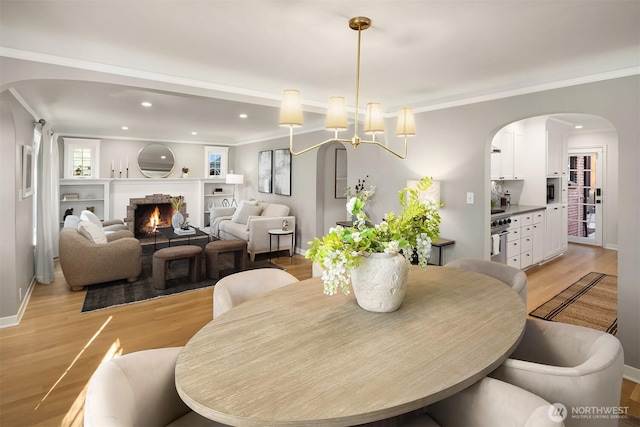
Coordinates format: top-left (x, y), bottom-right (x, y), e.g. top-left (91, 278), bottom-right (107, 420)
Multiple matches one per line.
top-left (1, 1), bottom-right (637, 143)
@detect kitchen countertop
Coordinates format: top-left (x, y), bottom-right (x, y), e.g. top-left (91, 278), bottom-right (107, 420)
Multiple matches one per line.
top-left (491, 204), bottom-right (546, 219)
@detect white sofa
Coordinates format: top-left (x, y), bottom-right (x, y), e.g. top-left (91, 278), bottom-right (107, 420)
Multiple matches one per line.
top-left (210, 200), bottom-right (295, 261)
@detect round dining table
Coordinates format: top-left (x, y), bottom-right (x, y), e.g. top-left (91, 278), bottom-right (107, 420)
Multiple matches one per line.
top-left (175, 265), bottom-right (526, 427)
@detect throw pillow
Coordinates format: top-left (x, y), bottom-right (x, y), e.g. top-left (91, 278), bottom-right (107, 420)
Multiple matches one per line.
top-left (78, 220), bottom-right (108, 244)
top-left (232, 203), bottom-right (263, 225)
top-left (81, 210), bottom-right (103, 228)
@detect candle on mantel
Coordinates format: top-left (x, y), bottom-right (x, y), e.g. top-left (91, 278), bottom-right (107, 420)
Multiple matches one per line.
top-left (127, 157), bottom-right (129, 169)
top-left (111, 160), bottom-right (114, 171)
top-left (119, 160), bottom-right (122, 173)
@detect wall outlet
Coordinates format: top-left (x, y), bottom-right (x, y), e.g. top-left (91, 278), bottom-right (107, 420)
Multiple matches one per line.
top-left (466, 192), bottom-right (474, 204)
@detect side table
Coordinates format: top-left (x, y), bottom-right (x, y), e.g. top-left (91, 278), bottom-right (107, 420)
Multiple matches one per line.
top-left (430, 238), bottom-right (455, 266)
top-left (268, 229), bottom-right (294, 261)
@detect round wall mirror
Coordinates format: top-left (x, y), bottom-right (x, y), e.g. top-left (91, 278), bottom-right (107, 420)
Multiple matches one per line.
top-left (137, 144), bottom-right (175, 178)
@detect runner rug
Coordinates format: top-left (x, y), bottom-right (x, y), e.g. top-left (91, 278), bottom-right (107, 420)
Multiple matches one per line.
top-left (529, 272), bottom-right (617, 335)
top-left (81, 252), bottom-right (283, 313)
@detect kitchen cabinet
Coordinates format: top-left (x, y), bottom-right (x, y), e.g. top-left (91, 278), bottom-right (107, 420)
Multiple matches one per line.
top-left (545, 204), bottom-right (567, 259)
top-left (545, 119), bottom-right (569, 177)
top-left (506, 210), bottom-right (544, 270)
top-left (491, 130), bottom-right (525, 180)
top-left (532, 210), bottom-right (545, 264)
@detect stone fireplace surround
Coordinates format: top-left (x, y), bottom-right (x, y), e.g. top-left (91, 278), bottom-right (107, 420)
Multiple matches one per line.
top-left (125, 194), bottom-right (188, 237)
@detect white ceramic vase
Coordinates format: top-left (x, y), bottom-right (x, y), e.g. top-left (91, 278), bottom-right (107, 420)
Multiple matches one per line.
top-left (172, 212), bottom-right (184, 231)
top-left (350, 252), bottom-right (409, 313)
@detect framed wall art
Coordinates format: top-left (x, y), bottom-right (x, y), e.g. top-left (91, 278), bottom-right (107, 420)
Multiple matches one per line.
top-left (334, 148), bottom-right (347, 198)
top-left (273, 148), bottom-right (292, 196)
top-left (22, 145), bottom-right (34, 199)
top-left (258, 150), bottom-right (272, 193)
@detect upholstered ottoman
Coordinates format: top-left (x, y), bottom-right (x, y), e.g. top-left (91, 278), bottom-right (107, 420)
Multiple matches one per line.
top-left (153, 245), bottom-right (202, 290)
top-left (205, 240), bottom-right (247, 279)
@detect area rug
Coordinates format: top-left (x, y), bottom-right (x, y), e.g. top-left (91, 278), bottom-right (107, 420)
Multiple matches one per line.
top-left (81, 252), bottom-right (283, 313)
top-left (529, 272), bottom-right (617, 335)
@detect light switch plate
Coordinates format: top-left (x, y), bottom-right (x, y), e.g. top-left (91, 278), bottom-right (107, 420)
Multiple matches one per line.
top-left (466, 192), bottom-right (474, 204)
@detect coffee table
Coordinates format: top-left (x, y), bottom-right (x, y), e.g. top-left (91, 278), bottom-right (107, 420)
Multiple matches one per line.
top-left (154, 227), bottom-right (210, 249)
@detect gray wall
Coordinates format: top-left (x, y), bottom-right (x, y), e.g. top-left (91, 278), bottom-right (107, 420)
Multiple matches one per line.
top-left (2, 74), bottom-right (638, 372)
top-left (234, 76), bottom-right (640, 371)
top-left (1, 91), bottom-right (35, 321)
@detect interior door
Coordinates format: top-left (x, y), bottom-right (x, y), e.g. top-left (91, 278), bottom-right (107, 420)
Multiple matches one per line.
top-left (567, 148), bottom-right (603, 246)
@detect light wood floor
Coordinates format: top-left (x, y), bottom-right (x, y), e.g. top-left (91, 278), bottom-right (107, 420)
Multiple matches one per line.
top-left (0, 244), bottom-right (637, 426)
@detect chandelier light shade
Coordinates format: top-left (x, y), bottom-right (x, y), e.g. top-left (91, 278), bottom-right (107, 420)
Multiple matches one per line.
top-left (363, 103), bottom-right (385, 134)
top-left (280, 16), bottom-right (414, 159)
top-left (325, 97), bottom-right (348, 130)
top-left (397, 108), bottom-right (416, 137)
top-left (279, 90), bottom-right (304, 127)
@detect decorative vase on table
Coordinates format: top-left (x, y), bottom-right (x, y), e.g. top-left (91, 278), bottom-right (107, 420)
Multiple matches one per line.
top-left (172, 212), bottom-right (184, 232)
top-left (350, 252), bottom-right (409, 313)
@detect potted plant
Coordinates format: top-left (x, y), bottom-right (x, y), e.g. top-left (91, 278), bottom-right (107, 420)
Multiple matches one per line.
top-left (306, 176), bottom-right (441, 312)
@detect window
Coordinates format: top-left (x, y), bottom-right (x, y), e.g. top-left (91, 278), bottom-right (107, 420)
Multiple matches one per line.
top-left (63, 138), bottom-right (100, 178)
top-left (204, 146), bottom-right (229, 179)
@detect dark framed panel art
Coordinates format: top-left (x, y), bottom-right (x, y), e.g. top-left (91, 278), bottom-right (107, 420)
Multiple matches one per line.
top-left (258, 150), bottom-right (273, 193)
top-left (22, 145), bottom-right (34, 199)
top-left (274, 148), bottom-right (292, 196)
top-left (334, 148), bottom-right (347, 198)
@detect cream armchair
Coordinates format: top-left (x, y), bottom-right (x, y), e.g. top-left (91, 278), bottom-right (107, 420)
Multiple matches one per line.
top-left (210, 201), bottom-right (295, 261)
top-left (490, 318), bottom-right (624, 427)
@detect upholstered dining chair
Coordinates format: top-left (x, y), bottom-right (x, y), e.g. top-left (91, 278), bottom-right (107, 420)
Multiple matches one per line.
top-left (84, 347), bottom-right (223, 427)
top-left (213, 268), bottom-right (299, 318)
top-left (490, 318), bottom-right (624, 427)
top-left (402, 377), bottom-right (563, 427)
top-left (444, 257), bottom-right (528, 305)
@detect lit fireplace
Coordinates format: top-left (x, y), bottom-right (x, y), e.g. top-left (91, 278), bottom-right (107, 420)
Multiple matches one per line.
top-left (124, 194), bottom-right (188, 238)
top-left (134, 203), bottom-right (173, 237)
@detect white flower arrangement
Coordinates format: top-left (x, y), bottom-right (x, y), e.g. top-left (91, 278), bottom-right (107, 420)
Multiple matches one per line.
top-left (306, 177), bottom-right (442, 296)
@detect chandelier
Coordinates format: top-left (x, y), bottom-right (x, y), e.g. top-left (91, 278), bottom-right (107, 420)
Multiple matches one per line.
top-left (279, 16), bottom-right (415, 159)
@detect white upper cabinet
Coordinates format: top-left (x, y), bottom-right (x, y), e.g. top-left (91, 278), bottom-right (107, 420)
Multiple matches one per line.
top-left (545, 119), bottom-right (569, 177)
top-left (491, 129), bottom-right (525, 180)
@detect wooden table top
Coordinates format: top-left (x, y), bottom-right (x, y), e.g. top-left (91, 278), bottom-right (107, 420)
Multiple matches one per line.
top-left (175, 265), bottom-right (526, 427)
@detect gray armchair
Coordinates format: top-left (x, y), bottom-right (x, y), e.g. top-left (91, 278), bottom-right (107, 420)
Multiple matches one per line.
top-left (59, 216), bottom-right (141, 291)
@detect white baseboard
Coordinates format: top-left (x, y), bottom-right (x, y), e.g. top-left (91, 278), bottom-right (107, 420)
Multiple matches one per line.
top-left (0, 276), bottom-right (36, 329)
top-left (604, 243), bottom-right (618, 251)
top-left (623, 364), bottom-right (640, 384)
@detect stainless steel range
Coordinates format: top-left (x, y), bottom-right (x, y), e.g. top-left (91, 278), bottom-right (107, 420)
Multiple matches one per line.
top-left (490, 210), bottom-right (511, 264)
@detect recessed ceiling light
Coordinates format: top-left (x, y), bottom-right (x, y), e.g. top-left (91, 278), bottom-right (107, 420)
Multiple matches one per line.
top-left (191, 131), bottom-right (198, 135)
top-left (141, 101), bottom-right (152, 107)
top-left (239, 113), bottom-right (248, 119)
top-left (121, 126), bottom-right (129, 130)
top-left (575, 125), bottom-right (583, 129)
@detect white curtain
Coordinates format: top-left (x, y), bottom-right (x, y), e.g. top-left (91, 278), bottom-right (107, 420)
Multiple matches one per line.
top-left (33, 124), bottom-right (59, 284)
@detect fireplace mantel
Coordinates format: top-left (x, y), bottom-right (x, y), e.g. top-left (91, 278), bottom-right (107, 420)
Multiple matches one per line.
top-left (110, 178), bottom-right (226, 228)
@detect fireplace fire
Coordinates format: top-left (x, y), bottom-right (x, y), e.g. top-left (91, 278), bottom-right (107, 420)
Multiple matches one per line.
top-left (124, 194), bottom-right (188, 238)
top-left (134, 203), bottom-right (173, 237)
